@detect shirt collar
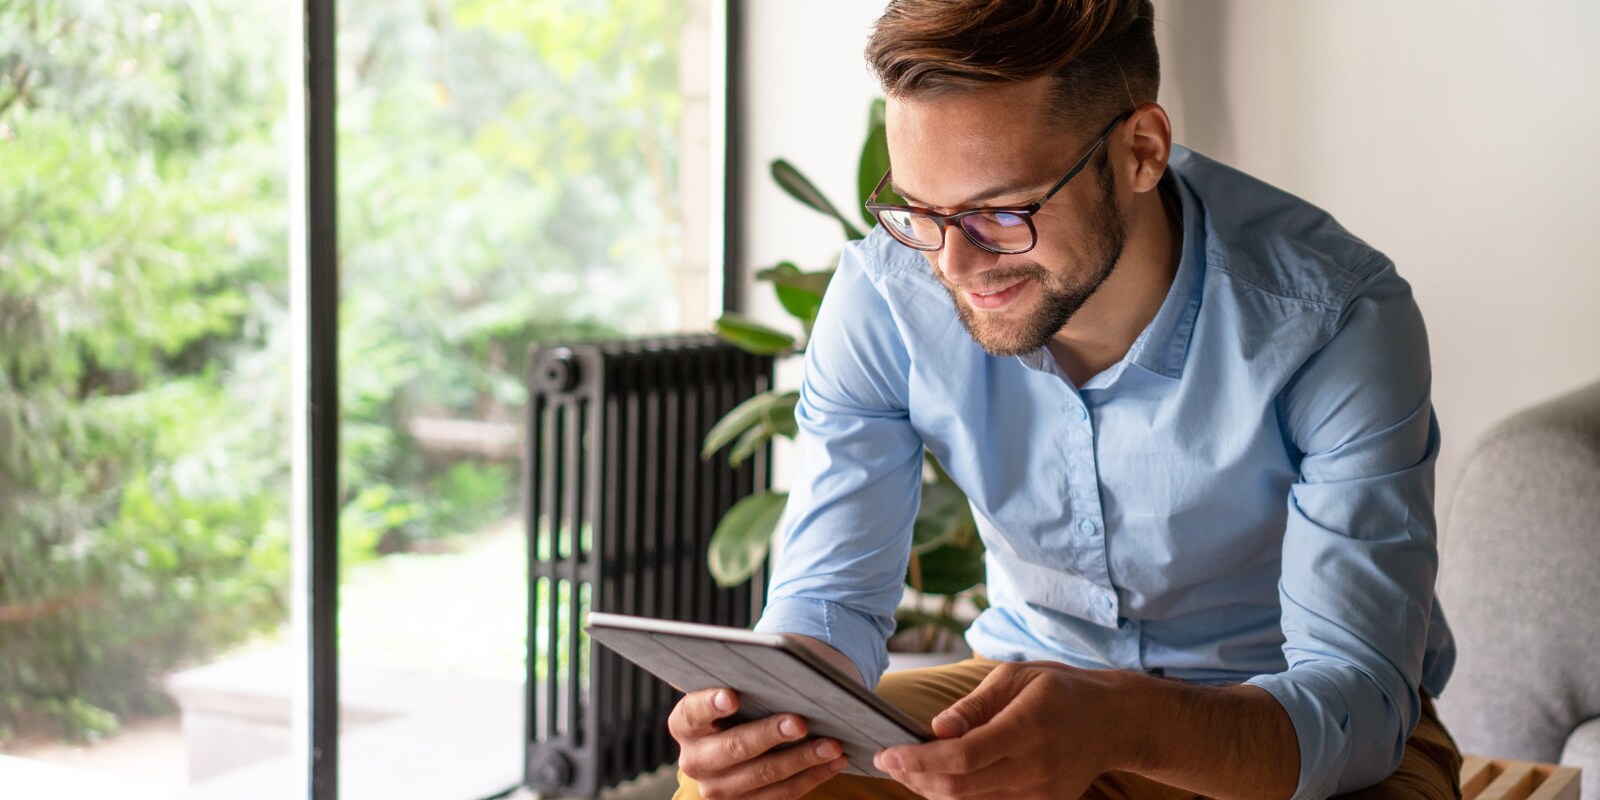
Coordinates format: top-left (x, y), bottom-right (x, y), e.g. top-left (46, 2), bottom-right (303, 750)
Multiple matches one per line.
top-left (1121, 164), bottom-right (1207, 381)
top-left (1013, 155), bottom-right (1208, 383)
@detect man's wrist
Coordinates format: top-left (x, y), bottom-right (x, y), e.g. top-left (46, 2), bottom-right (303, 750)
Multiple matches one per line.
top-left (1093, 667), bottom-right (1165, 775)
top-left (1095, 670), bottom-right (1299, 800)
top-left (1025, 663), bottom-right (1159, 775)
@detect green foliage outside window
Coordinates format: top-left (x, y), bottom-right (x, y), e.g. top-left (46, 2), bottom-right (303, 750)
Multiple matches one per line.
top-left (1, 0), bottom-right (686, 742)
top-left (0, 0), bottom-right (293, 742)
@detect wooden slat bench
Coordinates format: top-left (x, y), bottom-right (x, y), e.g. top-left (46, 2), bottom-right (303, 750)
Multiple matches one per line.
top-left (1462, 757), bottom-right (1582, 800)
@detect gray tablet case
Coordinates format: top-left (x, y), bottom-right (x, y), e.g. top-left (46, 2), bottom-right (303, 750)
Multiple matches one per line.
top-left (585, 612), bottom-right (934, 779)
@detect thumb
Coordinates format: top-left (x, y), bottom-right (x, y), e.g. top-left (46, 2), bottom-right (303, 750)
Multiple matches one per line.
top-left (932, 664), bottom-right (1030, 739)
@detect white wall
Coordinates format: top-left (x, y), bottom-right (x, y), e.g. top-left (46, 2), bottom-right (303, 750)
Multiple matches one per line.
top-left (739, 2), bottom-right (1600, 508)
top-left (1155, 1), bottom-right (1600, 509)
top-left (737, 2), bottom-right (885, 329)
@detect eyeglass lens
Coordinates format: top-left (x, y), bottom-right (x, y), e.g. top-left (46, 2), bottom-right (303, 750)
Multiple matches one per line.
top-left (876, 208), bottom-right (1032, 253)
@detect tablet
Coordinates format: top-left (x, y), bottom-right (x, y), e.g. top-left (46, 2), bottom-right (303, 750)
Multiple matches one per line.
top-left (584, 612), bottom-right (934, 779)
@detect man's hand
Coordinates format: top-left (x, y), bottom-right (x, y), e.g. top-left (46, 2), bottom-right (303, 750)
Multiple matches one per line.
top-left (871, 661), bottom-right (1124, 800)
top-left (669, 688), bottom-right (849, 799)
top-left (669, 633), bottom-right (862, 800)
top-left (872, 661), bottom-right (1300, 800)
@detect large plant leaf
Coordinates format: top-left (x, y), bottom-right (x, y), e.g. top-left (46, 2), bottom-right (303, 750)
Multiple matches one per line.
top-left (914, 533), bottom-right (986, 595)
top-left (727, 406), bottom-right (798, 467)
top-left (713, 313), bottom-right (796, 356)
top-left (701, 389), bottom-right (799, 460)
top-left (760, 264), bottom-right (835, 299)
top-left (708, 491), bottom-right (788, 587)
top-left (858, 98), bottom-right (901, 230)
top-left (756, 262), bottom-right (834, 332)
top-left (774, 286), bottom-right (823, 334)
top-left (912, 477), bottom-right (967, 555)
top-left (727, 423), bottom-right (773, 468)
top-left (756, 260), bottom-right (803, 283)
top-left (772, 159), bottom-right (866, 241)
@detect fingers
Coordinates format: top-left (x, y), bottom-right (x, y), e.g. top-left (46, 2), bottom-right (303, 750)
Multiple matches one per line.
top-left (881, 755), bottom-right (1039, 800)
top-left (877, 664), bottom-right (1035, 777)
top-left (743, 755), bottom-right (851, 800)
top-left (930, 661), bottom-right (1031, 737)
top-left (678, 712), bottom-right (849, 799)
top-left (877, 662), bottom-right (1103, 800)
top-left (669, 688), bottom-right (738, 742)
top-left (707, 739), bottom-right (848, 800)
top-left (696, 714), bottom-right (807, 771)
top-left (874, 733), bottom-right (1006, 778)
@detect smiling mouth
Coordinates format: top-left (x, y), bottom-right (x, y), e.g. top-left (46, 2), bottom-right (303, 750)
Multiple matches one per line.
top-left (964, 279), bottom-right (1027, 309)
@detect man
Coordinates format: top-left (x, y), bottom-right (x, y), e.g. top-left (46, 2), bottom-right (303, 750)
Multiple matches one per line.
top-left (672, 2), bottom-right (1459, 798)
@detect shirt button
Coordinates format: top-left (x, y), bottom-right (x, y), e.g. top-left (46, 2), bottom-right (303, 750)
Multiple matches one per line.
top-left (1077, 518), bottom-right (1095, 535)
top-left (1103, 595), bottom-right (1115, 611)
top-left (1075, 405), bottom-right (1089, 421)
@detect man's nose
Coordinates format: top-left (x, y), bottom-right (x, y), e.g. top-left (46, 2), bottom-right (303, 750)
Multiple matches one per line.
top-left (935, 225), bottom-right (1000, 287)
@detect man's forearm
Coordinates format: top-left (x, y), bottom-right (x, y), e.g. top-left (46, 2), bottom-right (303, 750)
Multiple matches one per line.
top-left (1113, 673), bottom-right (1299, 800)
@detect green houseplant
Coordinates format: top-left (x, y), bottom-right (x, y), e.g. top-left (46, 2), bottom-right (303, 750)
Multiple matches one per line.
top-left (702, 100), bottom-right (986, 651)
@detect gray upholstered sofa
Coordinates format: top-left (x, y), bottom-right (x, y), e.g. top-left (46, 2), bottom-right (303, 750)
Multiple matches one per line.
top-left (1437, 379), bottom-right (1600, 799)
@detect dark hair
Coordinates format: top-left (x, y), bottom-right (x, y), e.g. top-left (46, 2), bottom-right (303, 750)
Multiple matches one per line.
top-left (866, 0), bottom-right (1159, 134)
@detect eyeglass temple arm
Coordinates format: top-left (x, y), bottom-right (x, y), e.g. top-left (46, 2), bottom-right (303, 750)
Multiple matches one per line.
top-left (1036, 111), bottom-right (1133, 205)
top-left (867, 169), bottom-right (894, 206)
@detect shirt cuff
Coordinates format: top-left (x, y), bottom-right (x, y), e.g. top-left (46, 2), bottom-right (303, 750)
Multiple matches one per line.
top-left (1247, 661), bottom-right (1408, 800)
top-left (754, 596), bottom-right (892, 690)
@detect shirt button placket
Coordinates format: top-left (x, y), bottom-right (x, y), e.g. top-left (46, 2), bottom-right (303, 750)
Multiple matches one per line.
top-left (1069, 398), bottom-right (1116, 626)
top-left (1066, 402), bottom-right (1096, 577)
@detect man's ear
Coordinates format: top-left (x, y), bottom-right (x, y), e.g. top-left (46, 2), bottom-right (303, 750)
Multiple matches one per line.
top-left (1123, 102), bottom-right (1173, 194)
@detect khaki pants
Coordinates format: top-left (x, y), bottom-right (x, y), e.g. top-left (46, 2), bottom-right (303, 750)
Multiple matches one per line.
top-left (674, 657), bottom-right (1462, 800)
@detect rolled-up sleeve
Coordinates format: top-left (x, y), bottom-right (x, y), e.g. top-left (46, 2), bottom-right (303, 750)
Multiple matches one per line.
top-left (1246, 261), bottom-right (1442, 799)
top-left (751, 243), bottom-right (923, 689)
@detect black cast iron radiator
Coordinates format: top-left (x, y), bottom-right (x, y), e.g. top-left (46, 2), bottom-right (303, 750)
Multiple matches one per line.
top-left (523, 336), bottom-right (773, 797)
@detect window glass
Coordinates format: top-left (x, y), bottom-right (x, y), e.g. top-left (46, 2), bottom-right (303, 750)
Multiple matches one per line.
top-left (0, 0), bottom-right (293, 793)
top-left (335, 0), bottom-right (710, 794)
top-left (0, 0), bottom-right (714, 795)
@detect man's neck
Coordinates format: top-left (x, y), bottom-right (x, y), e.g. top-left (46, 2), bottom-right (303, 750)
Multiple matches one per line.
top-left (1048, 177), bottom-right (1183, 387)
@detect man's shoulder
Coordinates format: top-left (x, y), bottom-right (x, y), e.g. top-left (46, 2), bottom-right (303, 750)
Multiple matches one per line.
top-left (831, 226), bottom-right (960, 337)
top-left (1170, 145), bottom-right (1394, 313)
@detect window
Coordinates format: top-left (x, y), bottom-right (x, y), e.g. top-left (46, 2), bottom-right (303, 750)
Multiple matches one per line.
top-left (0, 0), bottom-right (725, 796)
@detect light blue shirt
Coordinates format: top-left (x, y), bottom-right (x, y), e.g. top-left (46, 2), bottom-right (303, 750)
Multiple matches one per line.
top-left (752, 145), bottom-right (1457, 799)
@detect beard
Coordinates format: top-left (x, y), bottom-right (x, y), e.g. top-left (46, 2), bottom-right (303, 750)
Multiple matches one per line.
top-left (939, 154), bottom-right (1127, 358)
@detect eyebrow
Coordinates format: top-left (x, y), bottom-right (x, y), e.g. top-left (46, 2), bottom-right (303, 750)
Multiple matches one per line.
top-left (889, 177), bottom-right (1050, 210)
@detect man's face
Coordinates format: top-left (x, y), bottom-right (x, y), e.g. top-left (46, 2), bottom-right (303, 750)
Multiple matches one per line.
top-left (885, 79), bottom-right (1126, 357)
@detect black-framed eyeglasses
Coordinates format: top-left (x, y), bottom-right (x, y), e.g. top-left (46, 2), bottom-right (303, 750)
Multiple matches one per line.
top-left (864, 111), bottom-right (1131, 255)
